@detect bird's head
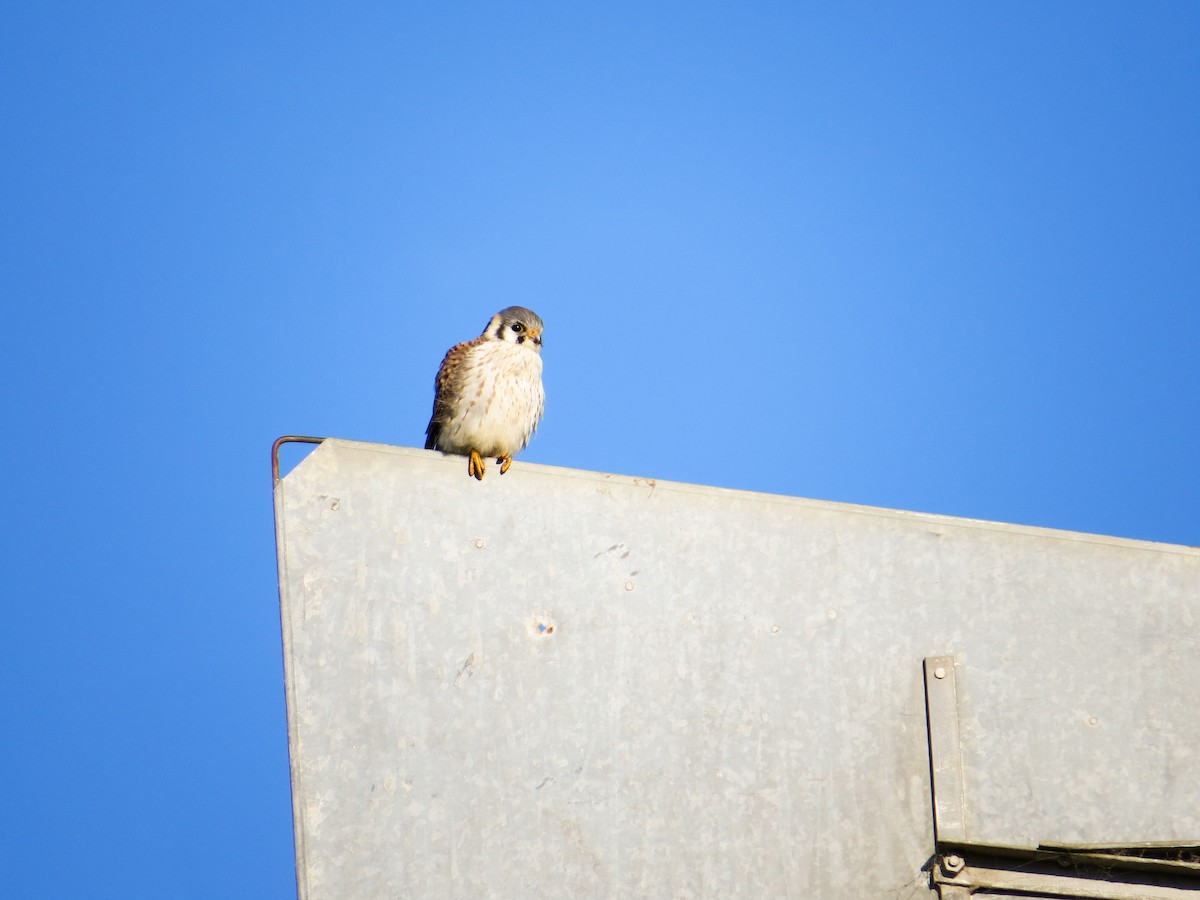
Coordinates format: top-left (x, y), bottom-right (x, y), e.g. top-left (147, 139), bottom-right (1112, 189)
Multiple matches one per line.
top-left (485, 306), bottom-right (544, 352)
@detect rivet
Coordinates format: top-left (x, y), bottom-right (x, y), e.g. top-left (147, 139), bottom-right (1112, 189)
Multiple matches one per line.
top-left (474, 539), bottom-right (484, 549)
top-left (934, 666), bottom-right (947, 680)
top-left (624, 582), bottom-right (634, 591)
top-left (1088, 716), bottom-right (1098, 726)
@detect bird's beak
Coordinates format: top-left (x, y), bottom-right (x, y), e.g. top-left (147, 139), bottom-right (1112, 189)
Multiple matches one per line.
top-left (529, 328), bottom-right (543, 345)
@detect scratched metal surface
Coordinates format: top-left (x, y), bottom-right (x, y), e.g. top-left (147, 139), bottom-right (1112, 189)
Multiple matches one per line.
top-left (274, 438), bottom-right (1200, 899)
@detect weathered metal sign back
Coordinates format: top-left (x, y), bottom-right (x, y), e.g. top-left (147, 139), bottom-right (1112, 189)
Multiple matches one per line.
top-left (274, 438), bottom-right (1200, 898)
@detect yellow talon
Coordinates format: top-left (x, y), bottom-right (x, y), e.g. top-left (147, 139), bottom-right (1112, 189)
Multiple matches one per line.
top-left (468, 450), bottom-right (485, 480)
top-left (498, 453), bottom-right (513, 474)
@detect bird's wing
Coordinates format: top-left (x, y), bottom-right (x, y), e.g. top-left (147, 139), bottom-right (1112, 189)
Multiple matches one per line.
top-left (424, 338), bottom-right (476, 450)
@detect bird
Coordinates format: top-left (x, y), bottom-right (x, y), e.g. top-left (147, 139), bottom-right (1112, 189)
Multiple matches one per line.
top-left (424, 306), bottom-right (545, 480)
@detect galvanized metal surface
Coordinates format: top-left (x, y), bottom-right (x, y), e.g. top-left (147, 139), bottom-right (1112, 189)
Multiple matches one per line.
top-left (274, 438), bottom-right (1200, 899)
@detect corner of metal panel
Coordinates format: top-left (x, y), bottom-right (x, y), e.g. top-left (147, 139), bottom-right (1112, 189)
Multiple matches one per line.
top-left (272, 435), bottom-right (326, 486)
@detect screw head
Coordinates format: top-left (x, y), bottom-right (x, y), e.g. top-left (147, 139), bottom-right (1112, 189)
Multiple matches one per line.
top-left (934, 666), bottom-right (947, 679)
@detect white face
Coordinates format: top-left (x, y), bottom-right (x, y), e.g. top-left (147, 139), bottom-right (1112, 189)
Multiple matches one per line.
top-left (491, 316), bottom-right (543, 352)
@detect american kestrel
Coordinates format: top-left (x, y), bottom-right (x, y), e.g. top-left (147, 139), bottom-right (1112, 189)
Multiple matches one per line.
top-left (424, 306), bottom-right (545, 480)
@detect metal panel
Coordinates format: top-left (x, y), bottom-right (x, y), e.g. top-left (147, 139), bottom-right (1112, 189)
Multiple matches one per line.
top-left (274, 438), bottom-right (1200, 899)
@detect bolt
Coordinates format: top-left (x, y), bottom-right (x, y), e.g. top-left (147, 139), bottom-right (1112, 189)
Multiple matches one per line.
top-left (942, 853), bottom-right (965, 874)
top-left (934, 666), bottom-right (947, 680)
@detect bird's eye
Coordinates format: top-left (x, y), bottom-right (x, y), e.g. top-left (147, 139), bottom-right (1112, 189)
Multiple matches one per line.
top-left (511, 323), bottom-right (525, 333)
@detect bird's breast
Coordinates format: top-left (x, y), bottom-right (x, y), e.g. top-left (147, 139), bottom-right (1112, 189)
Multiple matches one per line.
top-left (439, 341), bottom-right (544, 456)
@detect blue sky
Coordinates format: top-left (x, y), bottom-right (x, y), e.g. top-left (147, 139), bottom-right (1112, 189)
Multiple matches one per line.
top-left (3, 3), bottom-right (1198, 897)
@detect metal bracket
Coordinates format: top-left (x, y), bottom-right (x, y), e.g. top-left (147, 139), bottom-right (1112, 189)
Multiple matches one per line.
top-left (272, 435), bottom-right (326, 485)
top-left (923, 657), bottom-right (1200, 898)
top-left (924, 656), bottom-right (967, 844)
top-left (932, 843), bottom-right (1200, 899)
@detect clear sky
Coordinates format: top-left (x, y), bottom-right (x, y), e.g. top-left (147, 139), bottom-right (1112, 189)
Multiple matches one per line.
top-left (3, 3), bottom-right (1198, 897)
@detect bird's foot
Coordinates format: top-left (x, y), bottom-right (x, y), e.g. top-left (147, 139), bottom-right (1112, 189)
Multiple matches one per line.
top-left (468, 450), bottom-right (486, 480)
top-left (498, 453), bottom-right (513, 474)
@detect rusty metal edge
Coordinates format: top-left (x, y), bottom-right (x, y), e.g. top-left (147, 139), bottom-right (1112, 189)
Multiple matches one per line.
top-left (272, 436), bottom-right (326, 486)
